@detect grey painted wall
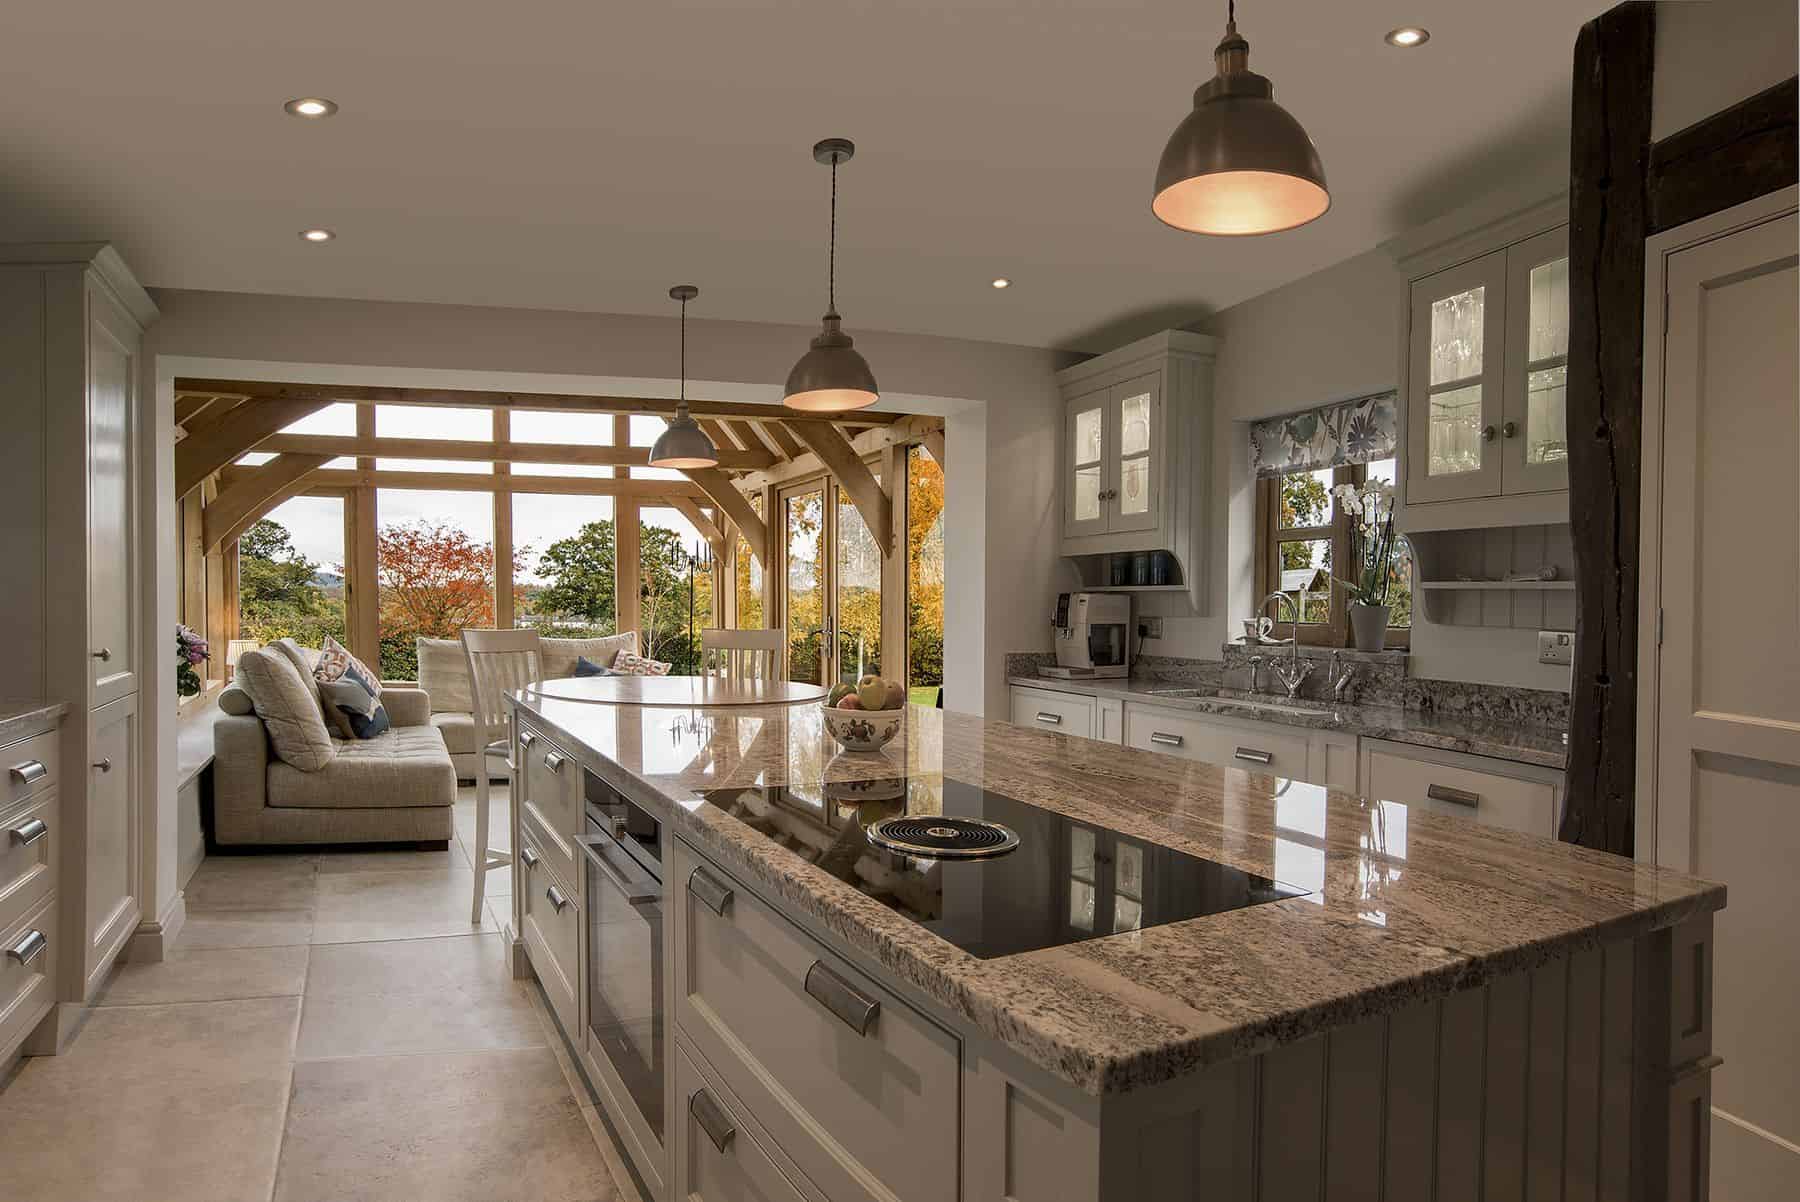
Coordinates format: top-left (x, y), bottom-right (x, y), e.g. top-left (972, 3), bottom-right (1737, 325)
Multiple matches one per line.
top-left (1651, 0), bottom-right (1797, 141)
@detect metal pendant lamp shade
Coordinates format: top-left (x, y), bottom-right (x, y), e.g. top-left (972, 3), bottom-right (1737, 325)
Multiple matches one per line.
top-left (1152, 3), bottom-right (1329, 237)
top-left (649, 284), bottom-right (720, 470)
top-left (784, 138), bottom-right (879, 412)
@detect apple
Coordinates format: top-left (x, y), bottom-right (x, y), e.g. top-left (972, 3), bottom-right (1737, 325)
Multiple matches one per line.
top-left (827, 682), bottom-right (855, 706)
top-left (856, 677), bottom-right (890, 711)
top-left (838, 693), bottom-right (863, 710)
top-left (882, 679), bottom-right (907, 709)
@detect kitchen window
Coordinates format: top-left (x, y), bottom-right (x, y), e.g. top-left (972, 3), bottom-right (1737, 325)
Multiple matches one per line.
top-left (1254, 457), bottom-right (1411, 647)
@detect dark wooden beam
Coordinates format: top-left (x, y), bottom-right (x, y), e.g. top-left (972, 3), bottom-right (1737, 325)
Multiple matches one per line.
top-left (1649, 76), bottom-right (1798, 234)
top-left (1561, 2), bottom-right (1654, 856)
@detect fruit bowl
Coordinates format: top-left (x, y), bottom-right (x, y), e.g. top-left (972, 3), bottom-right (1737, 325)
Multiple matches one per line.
top-left (821, 702), bottom-right (905, 752)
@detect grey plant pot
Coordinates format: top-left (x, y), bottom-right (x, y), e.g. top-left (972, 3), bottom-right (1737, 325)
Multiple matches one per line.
top-left (1349, 603), bottom-right (1392, 652)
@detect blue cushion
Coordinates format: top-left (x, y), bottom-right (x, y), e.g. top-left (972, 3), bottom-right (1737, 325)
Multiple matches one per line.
top-left (320, 660), bottom-right (390, 739)
top-left (573, 656), bottom-right (613, 678)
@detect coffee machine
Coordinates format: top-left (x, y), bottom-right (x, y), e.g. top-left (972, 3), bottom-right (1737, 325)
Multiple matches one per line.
top-left (1044, 593), bottom-right (1131, 678)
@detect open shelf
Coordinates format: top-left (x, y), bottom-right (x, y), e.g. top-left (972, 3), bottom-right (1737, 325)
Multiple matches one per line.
top-left (1078, 584), bottom-right (1189, 593)
top-left (1417, 580), bottom-right (1575, 591)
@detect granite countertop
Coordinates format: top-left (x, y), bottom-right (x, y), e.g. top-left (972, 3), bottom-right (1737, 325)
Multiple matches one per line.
top-left (0, 701), bottom-right (69, 746)
top-left (1009, 674), bottom-right (1569, 769)
top-left (509, 691), bottom-right (1719, 1097)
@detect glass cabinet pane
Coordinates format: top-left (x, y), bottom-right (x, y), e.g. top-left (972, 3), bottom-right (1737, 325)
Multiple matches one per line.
top-left (1429, 286), bottom-right (1486, 384)
top-left (1118, 457), bottom-right (1149, 514)
top-left (1525, 365), bottom-right (1569, 464)
top-left (1427, 383), bottom-right (1484, 476)
top-left (1527, 258), bottom-right (1569, 362)
top-left (1118, 392), bottom-right (1151, 457)
top-left (1073, 466), bottom-right (1102, 521)
top-left (1073, 406), bottom-right (1102, 465)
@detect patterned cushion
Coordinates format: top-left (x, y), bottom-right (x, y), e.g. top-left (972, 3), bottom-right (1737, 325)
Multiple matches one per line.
top-left (541, 633), bottom-right (638, 679)
top-left (612, 652), bottom-right (672, 676)
top-left (314, 635), bottom-right (381, 694)
top-left (318, 660), bottom-right (391, 740)
top-left (235, 646), bottom-right (337, 772)
top-left (573, 656), bottom-right (613, 677)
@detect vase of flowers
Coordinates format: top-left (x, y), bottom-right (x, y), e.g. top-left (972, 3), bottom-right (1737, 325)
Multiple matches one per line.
top-left (176, 624), bottom-right (210, 698)
top-left (1329, 478), bottom-right (1403, 652)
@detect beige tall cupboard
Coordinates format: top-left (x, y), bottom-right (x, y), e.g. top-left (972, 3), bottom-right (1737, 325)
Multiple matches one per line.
top-left (0, 244), bottom-right (158, 1028)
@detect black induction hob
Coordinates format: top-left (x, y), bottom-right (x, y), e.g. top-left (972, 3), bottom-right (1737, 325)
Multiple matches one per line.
top-left (698, 776), bottom-right (1307, 960)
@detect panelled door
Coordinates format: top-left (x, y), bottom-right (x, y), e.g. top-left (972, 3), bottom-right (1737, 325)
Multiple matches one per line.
top-left (87, 285), bottom-right (137, 707)
top-left (1406, 249), bottom-right (1506, 504)
top-left (1499, 226), bottom-right (1571, 494)
top-left (1644, 199), bottom-right (1799, 1201)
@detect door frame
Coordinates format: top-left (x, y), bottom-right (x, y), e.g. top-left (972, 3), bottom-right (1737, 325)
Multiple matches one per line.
top-left (1634, 184), bottom-right (1798, 864)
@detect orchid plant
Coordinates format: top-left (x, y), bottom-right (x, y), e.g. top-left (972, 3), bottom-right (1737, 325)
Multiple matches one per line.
top-left (176, 624), bottom-right (209, 698)
top-left (1328, 479), bottom-right (1402, 609)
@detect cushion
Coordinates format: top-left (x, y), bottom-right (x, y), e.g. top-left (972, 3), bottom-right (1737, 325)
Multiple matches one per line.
top-left (612, 652), bottom-right (672, 676)
top-left (319, 660), bottom-right (391, 740)
top-left (416, 638), bottom-right (472, 714)
top-left (573, 656), bottom-right (613, 677)
top-left (267, 724), bottom-right (456, 810)
top-left (234, 647), bottom-right (337, 772)
top-left (218, 686), bottom-right (255, 716)
top-left (430, 711), bottom-right (478, 756)
top-left (541, 632), bottom-right (638, 679)
top-left (269, 638), bottom-right (326, 713)
top-left (314, 635), bottom-right (381, 695)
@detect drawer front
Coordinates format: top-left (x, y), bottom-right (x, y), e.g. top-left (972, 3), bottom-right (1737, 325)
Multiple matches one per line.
top-left (520, 821), bottom-right (580, 1036)
top-left (520, 781), bottom-right (576, 899)
top-left (673, 839), bottom-right (960, 1202)
top-left (0, 891), bottom-right (57, 1062)
top-left (1125, 706), bottom-right (1312, 780)
top-left (1365, 747), bottom-right (1556, 838)
top-left (675, 1041), bottom-right (817, 1202)
top-left (1010, 687), bottom-right (1095, 739)
top-left (0, 790), bottom-right (57, 937)
top-left (1, 730), bottom-right (58, 810)
top-left (519, 723), bottom-right (579, 860)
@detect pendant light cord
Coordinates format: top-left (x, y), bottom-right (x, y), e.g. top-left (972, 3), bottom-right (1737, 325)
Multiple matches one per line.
top-left (678, 293), bottom-right (686, 406)
top-left (827, 155), bottom-right (839, 317)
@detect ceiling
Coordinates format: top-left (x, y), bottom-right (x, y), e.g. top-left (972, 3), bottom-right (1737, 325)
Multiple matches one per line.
top-left (0, 2), bottom-right (1602, 352)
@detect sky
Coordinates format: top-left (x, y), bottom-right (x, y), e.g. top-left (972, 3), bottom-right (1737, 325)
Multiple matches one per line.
top-left (254, 403), bottom-right (705, 585)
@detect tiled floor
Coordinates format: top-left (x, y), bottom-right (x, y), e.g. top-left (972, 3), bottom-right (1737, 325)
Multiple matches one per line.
top-left (0, 787), bottom-right (639, 1202)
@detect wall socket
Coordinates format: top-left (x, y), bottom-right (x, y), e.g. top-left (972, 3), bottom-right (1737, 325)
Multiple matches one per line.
top-left (1538, 630), bottom-right (1575, 666)
top-left (1139, 616), bottom-right (1163, 640)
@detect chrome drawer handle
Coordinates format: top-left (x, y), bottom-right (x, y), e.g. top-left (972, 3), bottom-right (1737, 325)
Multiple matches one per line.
top-left (1427, 783), bottom-right (1480, 808)
top-left (92, 758), bottom-right (112, 773)
top-left (543, 751), bottom-right (565, 775)
top-left (9, 760), bottom-right (47, 786)
top-left (1151, 732), bottom-right (1184, 747)
top-left (6, 929), bottom-right (46, 967)
top-left (687, 868), bottom-right (733, 917)
top-left (1233, 747), bottom-right (1272, 765)
top-left (9, 818), bottom-right (48, 847)
top-left (91, 647), bottom-right (112, 662)
top-left (690, 1088), bottom-right (736, 1154)
top-left (518, 730), bottom-right (536, 748)
top-left (1034, 712), bottom-right (1062, 725)
top-left (520, 846), bottom-right (540, 870)
top-left (804, 961), bottom-right (881, 1037)
top-left (545, 884), bottom-right (569, 912)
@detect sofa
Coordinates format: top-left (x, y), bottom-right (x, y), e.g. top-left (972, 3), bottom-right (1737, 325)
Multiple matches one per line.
top-left (212, 642), bottom-right (456, 846)
top-left (416, 631), bottom-right (641, 781)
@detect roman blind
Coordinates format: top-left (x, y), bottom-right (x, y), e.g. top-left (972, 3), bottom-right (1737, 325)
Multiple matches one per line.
top-left (1249, 389), bottom-right (1398, 478)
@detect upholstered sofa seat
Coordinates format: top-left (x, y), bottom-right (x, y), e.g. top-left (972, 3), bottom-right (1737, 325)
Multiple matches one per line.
top-left (267, 725), bottom-right (457, 809)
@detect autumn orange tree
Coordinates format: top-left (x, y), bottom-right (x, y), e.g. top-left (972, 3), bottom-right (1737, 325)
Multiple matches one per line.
top-left (375, 520), bottom-right (523, 678)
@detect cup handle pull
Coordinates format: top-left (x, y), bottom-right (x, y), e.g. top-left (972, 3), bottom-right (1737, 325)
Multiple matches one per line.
top-left (690, 1088), bottom-right (736, 1154)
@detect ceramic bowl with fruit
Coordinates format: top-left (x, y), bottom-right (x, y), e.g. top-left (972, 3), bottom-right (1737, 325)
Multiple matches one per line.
top-left (822, 676), bottom-right (907, 752)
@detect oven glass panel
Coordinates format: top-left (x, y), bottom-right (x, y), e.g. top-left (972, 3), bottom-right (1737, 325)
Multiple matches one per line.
top-left (585, 815), bottom-right (665, 1144)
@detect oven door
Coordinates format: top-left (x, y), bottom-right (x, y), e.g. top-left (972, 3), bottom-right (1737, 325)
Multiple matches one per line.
top-left (580, 819), bottom-right (665, 1153)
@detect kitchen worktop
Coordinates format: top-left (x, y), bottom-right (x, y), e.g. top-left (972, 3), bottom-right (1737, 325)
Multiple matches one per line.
top-left (1010, 673), bottom-right (1570, 768)
top-left (0, 700), bottom-right (68, 746)
top-left (510, 689), bottom-right (1718, 1096)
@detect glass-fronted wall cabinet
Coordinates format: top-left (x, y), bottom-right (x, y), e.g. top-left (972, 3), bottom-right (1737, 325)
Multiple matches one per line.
top-left (1063, 375), bottom-right (1161, 538)
top-left (1395, 199), bottom-right (1570, 529)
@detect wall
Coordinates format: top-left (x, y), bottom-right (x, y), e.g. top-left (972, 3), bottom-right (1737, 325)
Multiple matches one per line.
top-left (1651, 0), bottom-right (1798, 141)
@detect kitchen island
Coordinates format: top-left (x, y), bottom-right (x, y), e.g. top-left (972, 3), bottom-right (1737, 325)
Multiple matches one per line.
top-left (506, 692), bottom-right (1723, 1202)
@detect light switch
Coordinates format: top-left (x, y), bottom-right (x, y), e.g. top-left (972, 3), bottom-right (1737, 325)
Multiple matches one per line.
top-left (1538, 630), bottom-right (1574, 666)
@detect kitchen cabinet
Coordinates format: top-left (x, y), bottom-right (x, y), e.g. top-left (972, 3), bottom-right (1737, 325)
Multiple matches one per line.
top-left (1, 714), bottom-right (60, 1069)
top-left (1391, 199), bottom-right (1571, 530)
top-left (1057, 331), bottom-right (1217, 606)
top-left (1360, 738), bottom-right (1564, 839)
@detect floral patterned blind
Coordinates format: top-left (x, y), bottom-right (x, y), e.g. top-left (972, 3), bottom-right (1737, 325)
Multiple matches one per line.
top-left (1249, 389), bottom-right (1399, 478)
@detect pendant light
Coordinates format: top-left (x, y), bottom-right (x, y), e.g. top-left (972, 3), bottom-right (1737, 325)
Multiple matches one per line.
top-left (783, 138), bottom-right (879, 412)
top-left (648, 284), bottom-right (720, 470)
top-left (1152, 0), bottom-right (1329, 236)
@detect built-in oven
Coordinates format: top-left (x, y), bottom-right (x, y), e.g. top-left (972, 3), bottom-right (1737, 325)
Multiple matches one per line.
top-left (579, 770), bottom-right (665, 1179)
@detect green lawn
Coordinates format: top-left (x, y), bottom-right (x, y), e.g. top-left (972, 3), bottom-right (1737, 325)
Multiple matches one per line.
top-left (908, 685), bottom-right (941, 708)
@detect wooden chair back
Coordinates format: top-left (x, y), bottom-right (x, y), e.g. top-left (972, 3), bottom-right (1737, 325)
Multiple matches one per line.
top-left (460, 628), bottom-right (545, 742)
top-left (701, 628), bottom-right (784, 681)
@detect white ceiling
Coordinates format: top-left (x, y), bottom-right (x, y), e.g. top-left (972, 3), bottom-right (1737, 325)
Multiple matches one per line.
top-left (0, 2), bottom-right (1601, 352)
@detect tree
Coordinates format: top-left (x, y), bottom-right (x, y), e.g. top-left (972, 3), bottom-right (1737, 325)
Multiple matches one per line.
top-left (375, 520), bottom-right (522, 679)
top-left (533, 519), bottom-right (617, 625)
top-left (237, 518), bottom-right (346, 650)
top-left (905, 448), bottom-right (945, 692)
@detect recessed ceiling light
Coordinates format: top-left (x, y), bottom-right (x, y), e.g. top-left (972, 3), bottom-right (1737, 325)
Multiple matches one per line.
top-left (284, 97), bottom-right (338, 118)
top-left (1384, 27), bottom-right (1429, 47)
top-left (299, 228), bottom-right (335, 242)
top-left (991, 277), bottom-right (1012, 289)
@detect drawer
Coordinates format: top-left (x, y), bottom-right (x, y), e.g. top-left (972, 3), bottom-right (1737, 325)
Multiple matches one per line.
top-left (1010, 686), bottom-right (1095, 739)
top-left (1126, 705), bottom-right (1312, 780)
top-left (675, 1041), bottom-right (818, 1202)
top-left (519, 723), bottom-right (579, 857)
top-left (520, 785), bottom-right (576, 900)
top-left (0, 891), bottom-right (57, 1062)
top-left (0, 790), bottom-right (57, 937)
top-left (1364, 744), bottom-right (1557, 838)
top-left (673, 838), bottom-right (960, 1202)
top-left (1, 730), bottom-right (57, 810)
top-left (519, 821), bottom-right (580, 1036)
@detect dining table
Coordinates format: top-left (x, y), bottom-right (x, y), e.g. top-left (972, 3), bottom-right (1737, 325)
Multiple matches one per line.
top-left (522, 673), bottom-right (831, 707)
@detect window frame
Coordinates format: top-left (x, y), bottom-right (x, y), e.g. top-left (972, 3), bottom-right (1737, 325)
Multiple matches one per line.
top-left (1255, 462), bottom-right (1411, 649)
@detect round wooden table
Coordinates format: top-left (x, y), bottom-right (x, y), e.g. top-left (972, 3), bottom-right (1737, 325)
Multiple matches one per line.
top-left (523, 674), bottom-right (830, 706)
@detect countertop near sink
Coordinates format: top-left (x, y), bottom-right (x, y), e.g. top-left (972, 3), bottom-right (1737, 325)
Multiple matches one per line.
top-left (1009, 674), bottom-right (1569, 769)
top-left (510, 692), bottom-right (1717, 1097)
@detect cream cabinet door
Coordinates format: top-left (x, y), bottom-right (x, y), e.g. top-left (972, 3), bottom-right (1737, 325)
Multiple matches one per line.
top-left (85, 694), bottom-right (139, 992)
top-left (1361, 741), bottom-right (1559, 838)
top-left (1406, 250), bottom-right (1506, 504)
top-left (1063, 388), bottom-right (1110, 539)
top-left (87, 289), bottom-right (137, 708)
top-left (1107, 375), bottom-right (1161, 534)
top-left (1499, 226), bottom-right (1571, 495)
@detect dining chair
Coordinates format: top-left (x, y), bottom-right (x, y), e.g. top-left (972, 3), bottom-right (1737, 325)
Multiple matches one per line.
top-left (700, 628), bottom-right (784, 681)
top-left (460, 628), bottom-right (544, 924)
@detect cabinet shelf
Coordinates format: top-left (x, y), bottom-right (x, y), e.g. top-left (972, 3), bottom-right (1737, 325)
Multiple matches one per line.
top-left (1078, 584), bottom-right (1189, 593)
top-left (1417, 580), bottom-right (1575, 591)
